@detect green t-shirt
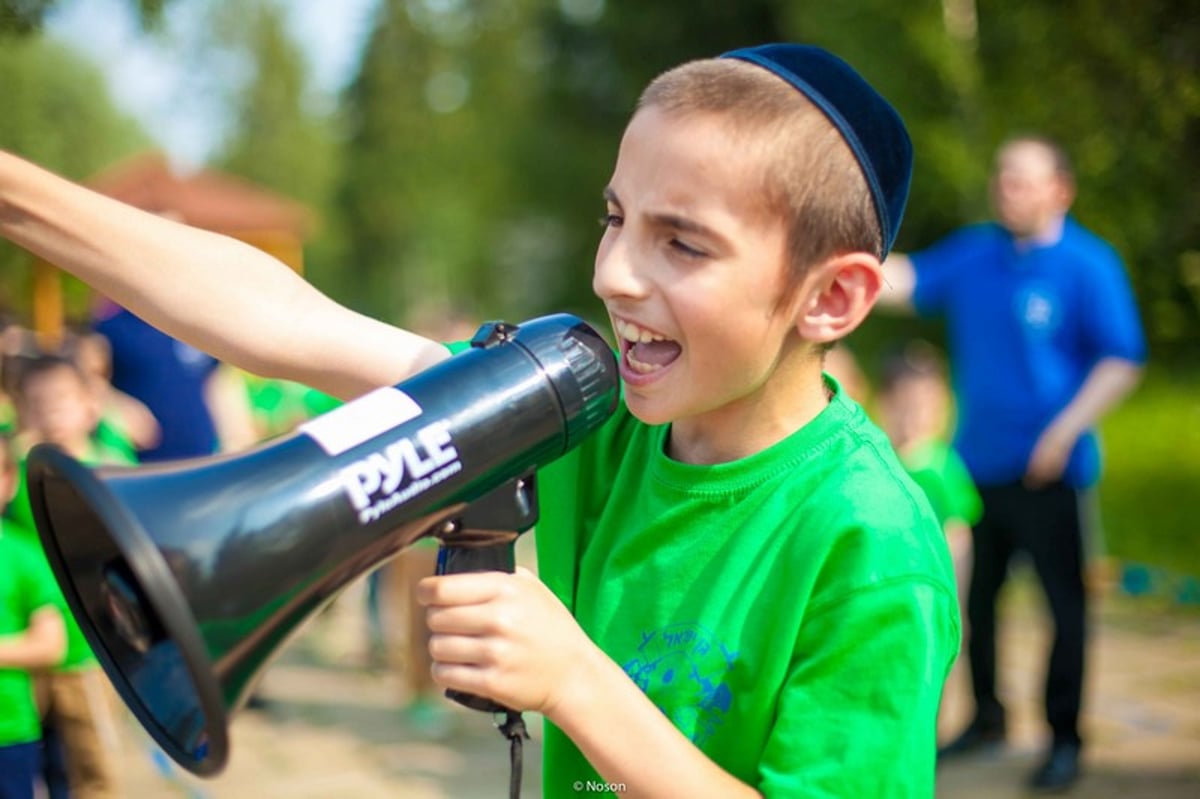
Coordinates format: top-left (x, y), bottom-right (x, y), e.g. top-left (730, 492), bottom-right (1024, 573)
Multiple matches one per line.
top-left (4, 440), bottom-right (136, 671)
top-left (93, 415), bottom-right (140, 465)
top-left (0, 524), bottom-right (62, 745)
top-left (536, 385), bottom-right (960, 797)
top-left (900, 440), bottom-right (983, 531)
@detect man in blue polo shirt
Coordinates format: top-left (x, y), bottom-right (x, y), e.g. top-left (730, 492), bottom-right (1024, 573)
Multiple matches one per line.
top-left (880, 135), bottom-right (1145, 792)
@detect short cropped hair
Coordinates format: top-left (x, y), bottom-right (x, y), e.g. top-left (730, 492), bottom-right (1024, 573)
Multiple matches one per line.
top-left (638, 58), bottom-right (883, 284)
top-left (13, 354), bottom-right (87, 401)
top-left (879, 339), bottom-right (947, 395)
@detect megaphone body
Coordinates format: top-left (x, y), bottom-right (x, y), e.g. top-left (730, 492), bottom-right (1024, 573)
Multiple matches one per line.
top-left (28, 313), bottom-right (617, 776)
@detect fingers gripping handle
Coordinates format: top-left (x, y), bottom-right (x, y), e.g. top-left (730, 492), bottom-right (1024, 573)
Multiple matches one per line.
top-left (434, 474), bottom-right (536, 713)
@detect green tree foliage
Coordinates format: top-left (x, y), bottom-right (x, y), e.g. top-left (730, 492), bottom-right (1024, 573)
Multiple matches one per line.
top-left (0, 35), bottom-right (148, 314)
top-left (337, 0), bottom-right (443, 321)
top-left (0, 0), bottom-right (167, 35)
top-left (0, 0), bottom-right (54, 34)
top-left (215, 2), bottom-right (338, 208)
top-left (338, 0), bottom-right (554, 325)
top-left (208, 0), bottom-right (342, 292)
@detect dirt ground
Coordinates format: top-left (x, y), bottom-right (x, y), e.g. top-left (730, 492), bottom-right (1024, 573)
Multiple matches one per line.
top-left (935, 576), bottom-right (1200, 798)
top-left (107, 565), bottom-right (1199, 799)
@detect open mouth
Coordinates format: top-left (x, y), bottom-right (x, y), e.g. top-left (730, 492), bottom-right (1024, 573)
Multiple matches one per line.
top-left (614, 318), bottom-right (682, 375)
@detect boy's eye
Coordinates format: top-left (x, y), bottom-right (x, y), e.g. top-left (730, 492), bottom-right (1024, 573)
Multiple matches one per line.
top-left (599, 213), bottom-right (623, 228)
top-left (669, 238), bottom-right (706, 258)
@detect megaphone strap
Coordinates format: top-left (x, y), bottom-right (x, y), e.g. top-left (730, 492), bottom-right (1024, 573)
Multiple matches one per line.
top-left (497, 710), bottom-right (531, 799)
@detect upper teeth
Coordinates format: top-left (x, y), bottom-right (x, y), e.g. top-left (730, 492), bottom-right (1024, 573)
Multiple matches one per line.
top-left (615, 319), bottom-right (667, 344)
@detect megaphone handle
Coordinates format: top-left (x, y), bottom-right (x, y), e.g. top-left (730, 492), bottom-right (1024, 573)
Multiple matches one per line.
top-left (433, 474), bottom-right (536, 798)
top-left (435, 539), bottom-right (515, 576)
top-left (435, 540), bottom-right (518, 714)
top-left (436, 539), bottom-right (531, 798)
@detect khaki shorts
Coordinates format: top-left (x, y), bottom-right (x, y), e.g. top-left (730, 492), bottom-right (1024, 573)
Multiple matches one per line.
top-left (35, 667), bottom-right (121, 799)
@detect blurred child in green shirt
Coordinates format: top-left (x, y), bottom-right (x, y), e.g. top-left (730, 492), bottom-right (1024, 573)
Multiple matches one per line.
top-left (878, 341), bottom-right (982, 606)
top-left (7, 355), bottom-right (128, 799)
top-left (0, 431), bottom-right (67, 799)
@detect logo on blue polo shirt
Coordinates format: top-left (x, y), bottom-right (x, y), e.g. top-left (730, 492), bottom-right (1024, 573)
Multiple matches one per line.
top-left (1015, 283), bottom-right (1061, 335)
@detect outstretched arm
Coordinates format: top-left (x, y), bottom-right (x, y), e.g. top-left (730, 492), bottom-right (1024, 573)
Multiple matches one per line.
top-left (0, 151), bottom-right (448, 399)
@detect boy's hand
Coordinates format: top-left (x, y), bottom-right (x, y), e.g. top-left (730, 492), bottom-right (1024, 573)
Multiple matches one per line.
top-left (418, 566), bottom-right (593, 717)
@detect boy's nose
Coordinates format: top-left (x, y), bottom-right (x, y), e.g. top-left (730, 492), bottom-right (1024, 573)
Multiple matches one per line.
top-left (592, 233), bottom-right (650, 301)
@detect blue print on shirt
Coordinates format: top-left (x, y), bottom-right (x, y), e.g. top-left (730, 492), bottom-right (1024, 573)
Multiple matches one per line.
top-left (622, 622), bottom-right (736, 745)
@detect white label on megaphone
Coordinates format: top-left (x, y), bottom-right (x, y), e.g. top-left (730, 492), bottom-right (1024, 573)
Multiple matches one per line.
top-left (299, 387), bottom-right (422, 456)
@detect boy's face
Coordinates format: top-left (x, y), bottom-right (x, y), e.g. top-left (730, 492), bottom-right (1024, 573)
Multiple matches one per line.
top-left (594, 106), bottom-right (807, 441)
top-left (879, 374), bottom-right (947, 448)
top-left (18, 366), bottom-right (98, 449)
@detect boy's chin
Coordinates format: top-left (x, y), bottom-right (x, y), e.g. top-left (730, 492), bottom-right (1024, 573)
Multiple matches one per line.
top-left (621, 394), bottom-right (675, 427)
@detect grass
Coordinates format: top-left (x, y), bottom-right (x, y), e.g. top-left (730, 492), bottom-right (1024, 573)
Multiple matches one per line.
top-left (1096, 364), bottom-right (1200, 578)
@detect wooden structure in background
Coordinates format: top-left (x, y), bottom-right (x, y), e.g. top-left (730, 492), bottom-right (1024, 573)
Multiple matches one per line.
top-left (32, 152), bottom-right (314, 347)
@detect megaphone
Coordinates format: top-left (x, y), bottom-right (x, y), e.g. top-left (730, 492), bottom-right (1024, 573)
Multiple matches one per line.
top-left (27, 313), bottom-right (617, 777)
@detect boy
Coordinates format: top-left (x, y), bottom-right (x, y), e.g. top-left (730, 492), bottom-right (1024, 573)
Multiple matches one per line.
top-left (877, 341), bottom-right (981, 606)
top-left (7, 356), bottom-right (129, 799)
top-left (66, 328), bottom-right (161, 461)
top-left (0, 44), bottom-right (958, 796)
top-left (0, 432), bottom-right (67, 799)
top-left (876, 343), bottom-right (982, 738)
top-left (4, 354), bottom-right (135, 543)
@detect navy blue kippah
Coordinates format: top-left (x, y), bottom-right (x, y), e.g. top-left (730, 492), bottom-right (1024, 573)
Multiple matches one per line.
top-left (720, 44), bottom-right (913, 257)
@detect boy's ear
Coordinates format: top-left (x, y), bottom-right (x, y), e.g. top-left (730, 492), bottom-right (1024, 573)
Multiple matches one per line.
top-left (792, 252), bottom-right (883, 343)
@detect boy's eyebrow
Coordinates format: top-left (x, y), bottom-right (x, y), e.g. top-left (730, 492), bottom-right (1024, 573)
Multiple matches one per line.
top-left (603, 187), bottom-right (721, 239)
